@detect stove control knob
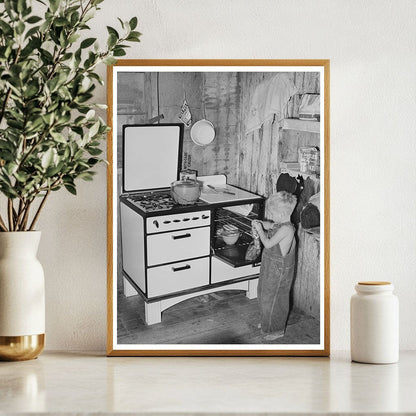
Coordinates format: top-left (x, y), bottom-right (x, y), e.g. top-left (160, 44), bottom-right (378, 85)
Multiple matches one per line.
top-left (152, 220), bottom-right (159, 229)
top-left (202, 214), bottom-right (210, 220)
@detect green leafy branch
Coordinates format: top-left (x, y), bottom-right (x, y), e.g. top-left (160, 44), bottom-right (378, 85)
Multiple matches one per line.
top-left (0, 0), bottom-right (141, 231)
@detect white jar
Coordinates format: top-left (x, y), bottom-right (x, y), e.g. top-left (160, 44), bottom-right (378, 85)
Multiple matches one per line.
top-left (350, 281), bottom-right (399, 364)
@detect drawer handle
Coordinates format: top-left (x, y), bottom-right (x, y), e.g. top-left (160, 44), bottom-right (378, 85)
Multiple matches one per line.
top-left (202, 214), bottom-right (210, 219)
top-left (172, 264), bottom-right (191, 272)
top-left (172, 233), bottom-right (191, 240)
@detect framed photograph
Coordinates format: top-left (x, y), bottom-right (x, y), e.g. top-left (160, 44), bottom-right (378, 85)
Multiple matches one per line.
top-left (107, 60), bottom-right (330, 356)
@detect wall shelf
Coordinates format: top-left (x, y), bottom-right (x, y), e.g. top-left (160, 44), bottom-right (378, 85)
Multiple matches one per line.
top-left (280, 162), bottom-right (320, 181)
top-left (281, 168), bottom-right (319, 180)
top-left (282, 118), bottom-right (320, 133)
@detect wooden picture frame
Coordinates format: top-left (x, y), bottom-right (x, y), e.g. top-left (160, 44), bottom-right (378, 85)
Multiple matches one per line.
top-left (107, 60), bottom-right (330, 356)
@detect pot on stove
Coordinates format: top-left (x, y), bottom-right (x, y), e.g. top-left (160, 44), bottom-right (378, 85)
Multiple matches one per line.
top-left (171, 179), bottom-right (202, 205)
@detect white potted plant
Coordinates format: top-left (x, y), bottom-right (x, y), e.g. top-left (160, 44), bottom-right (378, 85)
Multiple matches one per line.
top-left (0, 0), bottom-right (140, 360)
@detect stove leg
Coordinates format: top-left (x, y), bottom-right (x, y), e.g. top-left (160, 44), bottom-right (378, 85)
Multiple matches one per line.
top-left (123, 277), bottom-right (137, 297)
top-left (145, 301), bottom-right (162, 325)
top-left (246, 278), bottom-right (258, 300)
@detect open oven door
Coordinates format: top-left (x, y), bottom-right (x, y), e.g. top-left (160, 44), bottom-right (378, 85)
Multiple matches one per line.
top-left (211, 205), bottom-right (263, 268)
top-left (210, 205), bottom-right (262, 285)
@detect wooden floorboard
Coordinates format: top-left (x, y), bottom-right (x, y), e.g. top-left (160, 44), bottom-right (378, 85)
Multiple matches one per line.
top-left (117, 290), bottom-right (320, 345)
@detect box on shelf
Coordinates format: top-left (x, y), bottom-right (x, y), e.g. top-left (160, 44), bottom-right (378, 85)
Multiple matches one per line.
top-left (298, 146), bottom-right (320, 174)
top-left (299, 94), bottom-right (320, 121)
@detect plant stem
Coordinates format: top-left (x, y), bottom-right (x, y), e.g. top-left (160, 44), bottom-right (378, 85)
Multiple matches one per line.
top-left (7, 199), bottom-right (14, 231)
top-left (18, 120), bottom-right (58, 169)
top-left (20, 200), bottom-right (33, 231)
top-left (0, 214), bottom-right (8, 232)
top-left (14, 199), bottom-right (23, 230)
top-left (0, 88), bottom-right (12, 125)
top-left (14, 199), bottom-right (27, 231)
top-left (12, 203), bottom-right (17, 225)
top-left (20, 174), bottom-right (62, 230)
top-left (29, 189), bottom-right (50, 231)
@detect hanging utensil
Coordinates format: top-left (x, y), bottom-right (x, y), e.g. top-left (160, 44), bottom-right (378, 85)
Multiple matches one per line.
top-left (191, 73), bottom-right (216, 146)
top-left (178, 74), bottom-right (192, 128)
top-left (149, 73), bottom-right (164, 124)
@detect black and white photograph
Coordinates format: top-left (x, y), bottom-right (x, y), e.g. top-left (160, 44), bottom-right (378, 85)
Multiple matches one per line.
top-left (108, 61), bottom-right (329, 355)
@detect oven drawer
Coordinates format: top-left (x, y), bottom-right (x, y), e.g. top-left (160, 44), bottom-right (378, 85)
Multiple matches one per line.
top-left (147, 257), bottom-right (209, 297)
top-left (211, 256), bottom-right (260, 284)
top-left (147, 226), bottom-right (210, 266)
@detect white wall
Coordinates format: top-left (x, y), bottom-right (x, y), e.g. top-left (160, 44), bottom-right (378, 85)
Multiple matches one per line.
top-left (38, 0), bottom-right (416, 351)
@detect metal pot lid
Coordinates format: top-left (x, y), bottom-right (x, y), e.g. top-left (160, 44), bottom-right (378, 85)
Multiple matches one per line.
top-left (171, 180), bottom-right (201, 188)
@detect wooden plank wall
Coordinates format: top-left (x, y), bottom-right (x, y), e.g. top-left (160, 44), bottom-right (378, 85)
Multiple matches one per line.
top-left (116, 73), bottom-right (147, 168)
top-left (202, 72), bottom-right (241, 184)
top-left (117, 71), bottom-right (320, 188)
top-left (238, 72), bottom-right (275, 196)
top-left (117, 71), bottom-right (241, 178)
top-left (157, 72), bottom-right (203, 174)
top-left (157, 72), bottom-right (241, 183)
top-left (294, 230), bottom-right (320, 319)
top-left (279, 129), bottom-right (320, 163)
top-left (280, 74), bottom-right (320, 163)
top-left (238, 72), bottom-right (320, 197)
top-left (238, 71), bottom-right (321, 320)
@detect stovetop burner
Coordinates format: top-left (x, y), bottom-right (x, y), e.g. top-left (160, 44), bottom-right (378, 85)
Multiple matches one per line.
top-left (127, 190), bottom-right (176, 212)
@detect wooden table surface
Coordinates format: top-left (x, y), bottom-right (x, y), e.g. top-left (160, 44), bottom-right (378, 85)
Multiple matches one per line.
top-left (0, 350), bottom-right (415, 415)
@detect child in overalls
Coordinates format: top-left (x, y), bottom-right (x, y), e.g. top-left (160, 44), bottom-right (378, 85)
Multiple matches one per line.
top-left (252, 191), bottom-right (297, 340)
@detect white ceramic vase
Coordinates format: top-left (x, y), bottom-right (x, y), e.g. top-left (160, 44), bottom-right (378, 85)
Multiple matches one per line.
top-left (0, 231), bottom-right (45, 361)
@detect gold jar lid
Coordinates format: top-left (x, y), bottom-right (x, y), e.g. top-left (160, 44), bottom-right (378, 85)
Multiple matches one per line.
top-left (358, 281), bottom-right (391, 285)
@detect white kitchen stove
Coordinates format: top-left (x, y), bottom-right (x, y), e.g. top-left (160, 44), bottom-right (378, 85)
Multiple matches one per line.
top-left (119, 124), bottom-right (264, 326)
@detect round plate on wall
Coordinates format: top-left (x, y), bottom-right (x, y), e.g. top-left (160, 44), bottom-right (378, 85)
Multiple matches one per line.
top-left (190, 119), bottom-right (215, 146)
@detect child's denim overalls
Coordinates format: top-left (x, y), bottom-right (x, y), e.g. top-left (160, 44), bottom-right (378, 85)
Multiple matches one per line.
top-left (258, 222), bottom-right (296, 334)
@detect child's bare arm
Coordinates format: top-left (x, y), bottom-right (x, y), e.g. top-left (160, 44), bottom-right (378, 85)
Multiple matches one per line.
top-left (260, 220), bottom-right (274, 230)
top-left (252, 220), bottom-right (273, 230)
top-left (254, 223), bottom-right (294, 249)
